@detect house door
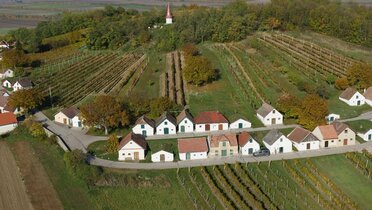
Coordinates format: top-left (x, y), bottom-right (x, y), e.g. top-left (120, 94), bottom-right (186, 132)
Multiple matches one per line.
top-left (78, 121), bottom-right (82, 127)
top-left (271, 118), bottom-right (276, 125)
top-left (343, 139), bottom-right (348, 145)
top-left (63, 118), bottom-right (67, 124)
top-left (325, 141), bottom-right (329, 148)
top-left (142, 130), bottom-right (147, 137)
top-left (306, 143), bottom-right (311, 150)
top-left (221, 150), bottom-right (227, 156)
top-left (186, 153), bottom-right (190, 160)
top-left (164, 128), bottom-right (169, 135)
top-left (279, 147), bottom-right (284, 153)
top-left (357, 100), bottom-right (361, 105)
top-left (180, 125), bottom-right (185, 133)
top-left (368, 134), bottom-right (372, 140)
top-left (218, 124), bottom-right (223, 130)
top-left (205, 124), bottom-right (210, 131)
top-left (248, 148), bottom-right (253, 154)
top-left (238, 123), bottom-right (243, 129)
top-left (160, 154), bottom-right (165, 161)
top-left (134, 152), bottom-right (139, 160)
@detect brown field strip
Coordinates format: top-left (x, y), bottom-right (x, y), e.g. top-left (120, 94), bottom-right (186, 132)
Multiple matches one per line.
top-left (0, 141), bottom-right (33, 210)
top-left (10, 141), bottom-right (63, 210)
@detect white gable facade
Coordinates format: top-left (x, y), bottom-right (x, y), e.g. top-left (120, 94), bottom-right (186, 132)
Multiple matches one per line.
top-left (54, 112), bottom-right (83, 128)
top-left (264, 135), bottom-right (292, 154)
top-left (337, 127), bottom-right (356, 146)
top-left (2, 69), bottom-right (14, 78)
top-left (195, 123), bottom-right (228, 132)
top-left (357, 129), bottom-right (372, 141)
top-left (2, 80), bottom-right (12, 89)
top-left (230, 119), bottom-right (251, 130)
top-left (156, 119), bottom-right (176, 135)
top-left (133, 124), bottom-right (154, 136)
top-left (292, 140), bottom-right (320, 151)
top-left (339, 92), bottom-right (365, 106)
top-left (178, 118), bottom-right (194, 133)
top-left (257, 110), bottom-right (283, 126)
top-left (13, 81), bottom-right (31, 91)
top-left (179, 151), bottom-right (207, 161)
top-left (71, 116), bottom-right (83, 128)
top-left (326, 113), bottom-right (340, 124)
top-left (118, 140), bottom-right (145, 161)
top-left (151, 150), bottom-right (174, 162)
top-left (239, 139), bottom-right (260, 155)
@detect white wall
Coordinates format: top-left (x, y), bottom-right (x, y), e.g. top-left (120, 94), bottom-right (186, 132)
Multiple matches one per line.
top-left (54, 112), bottom-right (69, 125)
top-left (339, 92), bottom-right (365, 106)
top-left (118, 140), bottom-right (145, 161)
top-left (13, 82), bottom-right (23, 91)
top-left (264, 135), bottom-right (292, 154)
top-left (358, 129), bottom-right (372, 141)
top-left (0, 123), bottom-right (17, 135)
top-left (292, 141), bottom-right (320, 151)
top-left (337, 127), bottom-right (356, 146)
top-left (71, 116), bottom-right (83, 128)
top-left (156, 119), bottom-right (176, 135)
top-left (151, 150), bottom-right (174, 162)
top-left (240, 140), bottom-right (260, 155)
top-left (178, 118), bottom-right (194, 133)
top-left (2, 80), bottom-right (12, 89)
top-left (257, 110), bottom-right (283, 126)
top-left (366, 99), bottom-right (372, 106)
top-left (132, 124), bottom-right (154, 136)
top-left (195, 123), bottom-right (228, 132)
top-left (166, 18), bottom-right (172, 24)
top-left (230, 119), bottom-right (251, 129)
top-left (179, 152), bottom-right (207, 160)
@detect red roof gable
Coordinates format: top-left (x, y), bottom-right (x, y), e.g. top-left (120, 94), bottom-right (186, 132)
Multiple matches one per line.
top-left (0, 112), bottom-right (17, 126)
top-left (178, 137), bottom-right (208, 153)
top-left (194, 111), bottom-right (229, 124)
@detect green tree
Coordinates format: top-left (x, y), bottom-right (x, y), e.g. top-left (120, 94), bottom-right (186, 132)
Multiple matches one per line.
top-left (276, 93), bottom-right (301, 119)
top-left (106, 135), bottom-right (119, 153)
top-left (183, 55), bottom-right (218, 86)
top-left (346, 63), bottom-right (372, 89)
top-left (298, 94), bottom-right (328, 130)
top-left (8, 89), bottom-right (44, 115)
top-left (1, 49), bottom-right (28, 68)
top-left (335, 77), bottom-right (349, 90)
top-left (29, 122), bottom-right (46, 138)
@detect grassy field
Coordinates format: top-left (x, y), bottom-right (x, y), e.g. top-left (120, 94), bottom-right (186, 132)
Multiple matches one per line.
top-left (346, 120), bottom-right (372, 133)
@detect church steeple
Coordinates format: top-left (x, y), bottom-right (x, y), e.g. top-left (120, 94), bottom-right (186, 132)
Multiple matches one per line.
top-left (165, 3), bottom-right (173, 24)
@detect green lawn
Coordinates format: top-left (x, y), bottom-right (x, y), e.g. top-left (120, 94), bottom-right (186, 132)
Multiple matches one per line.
top-left (328, 92), bottom-right (371, 119)
top-left (88, 141), bottom-right (118, 161)
top-left (312, 155), bottom-right (372, 209)
top-left (346, 120), bottom-right (372, 133)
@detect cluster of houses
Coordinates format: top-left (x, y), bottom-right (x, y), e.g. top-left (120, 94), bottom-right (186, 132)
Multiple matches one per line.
top-left (117, 120), bottom-right (358, 162)
top-left (339, 87), bottom-right (372, 106)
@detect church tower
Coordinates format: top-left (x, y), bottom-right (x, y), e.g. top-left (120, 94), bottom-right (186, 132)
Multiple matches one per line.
top-left (165, 3), bottom-right (173, 25)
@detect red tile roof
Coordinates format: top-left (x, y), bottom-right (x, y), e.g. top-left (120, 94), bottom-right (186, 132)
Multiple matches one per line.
top-left (0, 112), bottom-right (17, 126)
top-left (194, 111), bottom-right (228, 124)
top-left (238, 131), bottom-right (254, 146)
top-left (178, 137), bottom-right (208, 153)
top-left (210, 133), bottom-right (238, 148)
top-left (317, 125), bottom-right (338, 140)
top-left (118, 132), bottom-right (147, 150)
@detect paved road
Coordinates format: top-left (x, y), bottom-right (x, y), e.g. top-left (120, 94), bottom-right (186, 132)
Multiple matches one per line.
top-left (89, 141), bottom-right (372, 170)
top-left (339, 111), bottom-right (372, 122)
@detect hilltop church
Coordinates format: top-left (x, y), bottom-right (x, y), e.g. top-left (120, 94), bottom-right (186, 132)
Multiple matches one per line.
top-left (166, 3), bottom-right (173, 24)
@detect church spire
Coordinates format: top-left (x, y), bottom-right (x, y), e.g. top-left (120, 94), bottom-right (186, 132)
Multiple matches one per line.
top-left (165, 3), bottom-right (173, 24)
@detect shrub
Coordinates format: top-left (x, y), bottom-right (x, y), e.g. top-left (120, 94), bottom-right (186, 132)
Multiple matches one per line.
top-left (183, 55), bottom-right (218, 86)
top-left (29, 122), bottom-right (47, 139)
top-left (335, 77), bottom-right (349, 90)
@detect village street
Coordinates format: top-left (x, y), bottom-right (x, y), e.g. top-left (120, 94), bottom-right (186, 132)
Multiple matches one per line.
top-left (35, 111), bottom-right (372, 169)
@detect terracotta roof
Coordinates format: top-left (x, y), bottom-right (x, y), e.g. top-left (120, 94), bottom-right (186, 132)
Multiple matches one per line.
top-left (263, 130), bottom-right (284, 145)
top-left (317, 125), bottom-right (338, 140)
top-left (61, 107), bottom-right (80, 119)
top-left (135, 115), bottom-right (155, 128)
top-left (0, 112), bottom-right (17, 126)
top-left (339, 87), bottom-right (357, 100)
top-left (332, 121), bottom-right (350, 135)
top-left (16, 78), bottom-right (33, 88)
top-left (210, 133), bottom-right (238, 148)
top-left (257, 103), bottom-right (275, 118)
top-left (178, 137), bottom-right (208, 153)
top-left (194, 111), bottom-right (229, 124)
top-left (364, 87), bottom-right (372, 100)
top-left (118, 132), bottom-right (147, 150)
top-left (288, 127), bottom-right (319, 143)
top-left (176, 109), bottom-right (194, 124)
top-left (155, 112), bottom-right (177, 127)
top-left (238, 131), bottom-right (255, 146)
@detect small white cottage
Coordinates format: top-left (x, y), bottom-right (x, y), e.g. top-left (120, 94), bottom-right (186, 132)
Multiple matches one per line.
top-left (151, 150), bottom-right (174, 162)
top-left (178, 137), bottom-right (208, 160)
top-left (263, 130), bottom-right (292, 154)
top-left (339, 87), bottom-right (365, 106)
top-left (118, 132), bottom-right (147, 161)
top-left (0, 69), bottom-right (14, 79)
top-left (257, 103), bottom-right (283, 126)
top-left (0, 112), bottom-right (17, 135)
top-left (357, 129), bottom-right (372, 141)
top-left (13, 78), bottom-right (33, 91)
top-left (230, 118), bottom-right (251, 129)
top-left (194, 111), bottom-right (229, 132)
top-left (2, 79), bottom-right (12, 89)
top-left (238, 131), bottom-right (260, 155)
top-left (364, 87), bottom-right (372, 106)
top-left (287, 127), bottom-right (320, 151)
top-left (325, 113), bottom-right (340, 124)
top-left (132, 115), bottom-right (155, 136)
top-left (155, 112), bottom-right (177, 135)
top-left (54, 107), bottom-right (83, 128)
top-left (176, 109), bottom-right (194, 133)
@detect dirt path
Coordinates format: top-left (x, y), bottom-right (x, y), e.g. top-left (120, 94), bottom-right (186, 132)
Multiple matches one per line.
top-left (11, 141), bottom-right (63, 210)
top-left (0, 141), bottom-right (33, 210)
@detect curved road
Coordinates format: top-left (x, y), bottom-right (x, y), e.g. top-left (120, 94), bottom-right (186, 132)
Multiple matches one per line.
top-left (35, 111), bottom-right (372, 170)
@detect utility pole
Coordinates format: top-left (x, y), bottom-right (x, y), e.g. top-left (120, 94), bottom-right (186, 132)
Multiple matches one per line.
top-left (49, 86), bottom-right (53, 108)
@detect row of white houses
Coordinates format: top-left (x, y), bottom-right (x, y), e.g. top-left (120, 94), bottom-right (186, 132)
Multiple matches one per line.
top-left (133, 104), bottom-right (283, 136)
top-left (118, 121), bottom-right (357, 162)
top-left (339, 87), bottom-right (372, 106)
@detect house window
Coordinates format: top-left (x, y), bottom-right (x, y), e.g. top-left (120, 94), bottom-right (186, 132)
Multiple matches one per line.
top-left (122, 153), bottom-right (125, 155)
top-left (273, 110), bottom-right (276, 113)
top-left (128, 153), bottom-right (131, 155)
top-left (184, 120), bottom-right (187, 123)
top-left (230, 149), bottom-right (233, 155)
top-left (331, 140), bottom-right (334, 143)
top-left (141, 124), bottom-right (145, 129)
top-left (164, 121), bottom-right (168, 125)
top-left (280, 138), bottom-right (283, 142)
top-left (249, 139), bottom-right (252, 143)
top-left (222, 142), bottom-right (226, 147)
top-left (339, 140), bottom-right (341, 142)
top-left (350, 138), bottom-right (353, 141)
top-left (344, 129), bottom-right (348, 133)
top-left (356, 95), bottom-right (358, 99)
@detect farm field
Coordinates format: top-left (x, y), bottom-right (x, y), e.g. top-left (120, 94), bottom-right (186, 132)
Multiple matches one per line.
top-left (0, 141), bottom-right (33, 210)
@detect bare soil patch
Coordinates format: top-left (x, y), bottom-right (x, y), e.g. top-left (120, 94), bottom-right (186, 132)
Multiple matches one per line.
top-left (0, 141), bottom-right (33, 210)
top-left (10, 141), bottom-right (63, 210)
